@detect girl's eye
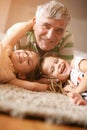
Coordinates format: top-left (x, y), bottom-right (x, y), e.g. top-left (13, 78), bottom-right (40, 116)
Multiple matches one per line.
top-left (54, 58), bottom-right (58, 64)
top-left (25, 51), bottom-right (29, 56)
top-left (50, 66), bottom-right (54, 74)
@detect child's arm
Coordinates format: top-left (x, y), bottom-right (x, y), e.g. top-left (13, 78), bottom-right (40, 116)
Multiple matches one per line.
top-left (70, 59), bottom-right (87, 93)
top-left (79, 59), bottom-right (87, 72)
top-left (74, 71), bottom-right (87, 93)
top-left (36, 78), bottom-right (50, 84)
top-left (67, 92), bottom-right (87, 105)
top-left (71, 58), bottom-right (87, 73)
top-left (8, 78), bottom-right (49, 92)
top-left (3, 19), bottom-right (34, 48)
top-left (64, 74), bottom-right (87, 94)
top-left (74, 59), bottom-right (87, 93)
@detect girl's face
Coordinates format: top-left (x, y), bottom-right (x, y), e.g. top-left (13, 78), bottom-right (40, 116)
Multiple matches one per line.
top-left (41, 56), bottom-right (71, 81)
top-left (11, 50), bottom-right (39, 74)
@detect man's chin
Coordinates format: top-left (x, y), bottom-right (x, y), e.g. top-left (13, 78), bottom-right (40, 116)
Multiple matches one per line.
top-left (39, 46), bottom-right (52, 51)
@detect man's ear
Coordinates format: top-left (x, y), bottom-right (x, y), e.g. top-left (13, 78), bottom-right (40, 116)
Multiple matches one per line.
top-left (32, 18), bottom-right (36, 30)
top-left (33, 17), bottom-right (36, 24)
top-left (18, 73), bottom-right (26, 80)
top-left (33, 17), bottom-right (35, 21)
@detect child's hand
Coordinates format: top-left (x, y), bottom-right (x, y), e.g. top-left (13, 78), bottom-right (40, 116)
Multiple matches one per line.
top-left (63, 80), bottom-right (77, 94)
top-left (67, 92), bottom-right (87, 105)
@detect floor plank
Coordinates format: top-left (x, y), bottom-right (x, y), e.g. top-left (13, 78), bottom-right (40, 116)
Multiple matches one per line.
top-left (0, 114), bottom-right (86, 130)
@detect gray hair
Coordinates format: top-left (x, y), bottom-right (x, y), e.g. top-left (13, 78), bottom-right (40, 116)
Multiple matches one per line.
top-left (35, 0), bottom-right (71, 24)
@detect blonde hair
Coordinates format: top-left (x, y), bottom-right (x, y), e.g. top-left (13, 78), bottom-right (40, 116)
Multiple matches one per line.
top-left (35, 0), bottom-right (71, 25)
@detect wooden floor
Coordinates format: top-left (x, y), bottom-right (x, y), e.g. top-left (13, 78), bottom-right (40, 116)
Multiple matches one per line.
top-left (0, 114), bottom-right (86, 130)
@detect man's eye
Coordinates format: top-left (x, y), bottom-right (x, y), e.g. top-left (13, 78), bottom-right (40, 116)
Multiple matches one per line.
top-left (56, 29), bottom-right (64, 34)
top-left (42, 24), bottom-right (50, 29)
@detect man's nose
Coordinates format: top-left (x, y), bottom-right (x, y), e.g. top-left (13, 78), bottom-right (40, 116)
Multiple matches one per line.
top-left (46, 29), bottom-right (54, 39)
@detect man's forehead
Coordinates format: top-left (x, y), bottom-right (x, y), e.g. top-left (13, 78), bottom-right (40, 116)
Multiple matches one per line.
top-left (37, 17), bottom-right (67, 28)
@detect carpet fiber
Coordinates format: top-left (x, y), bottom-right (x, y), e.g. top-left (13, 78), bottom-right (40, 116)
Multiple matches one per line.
top-left (0, 83), bottom-right (87, 127)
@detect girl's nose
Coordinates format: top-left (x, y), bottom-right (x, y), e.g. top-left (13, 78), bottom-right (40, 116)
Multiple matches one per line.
top-left (23, 53), bottom-right (27, 58)
top-left (23, 53), bottom-right (29, 62)
top-left (58, 63), bottom-right (61, 70)
top-left (57, 62), bottom-right (63, 73)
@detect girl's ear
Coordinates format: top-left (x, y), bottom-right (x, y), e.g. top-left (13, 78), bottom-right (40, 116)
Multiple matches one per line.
top-left (18, 73), bottom-right (26, 80)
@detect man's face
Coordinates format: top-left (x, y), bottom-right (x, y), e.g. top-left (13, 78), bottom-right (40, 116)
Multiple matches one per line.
top-left (33, 17), bottom-right (67, 51)
top-left (10, 50), bottom-right (39, 74)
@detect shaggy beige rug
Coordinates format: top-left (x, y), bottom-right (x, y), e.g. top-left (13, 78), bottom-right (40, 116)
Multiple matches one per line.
top-left (0, 83), bottom-right (87, 127)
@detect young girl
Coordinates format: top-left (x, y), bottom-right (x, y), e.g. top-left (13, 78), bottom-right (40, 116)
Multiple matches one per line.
top-left (0, 20), bottom-right (49, 91)
top-left (38, 54), bottom-right (87, 105)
